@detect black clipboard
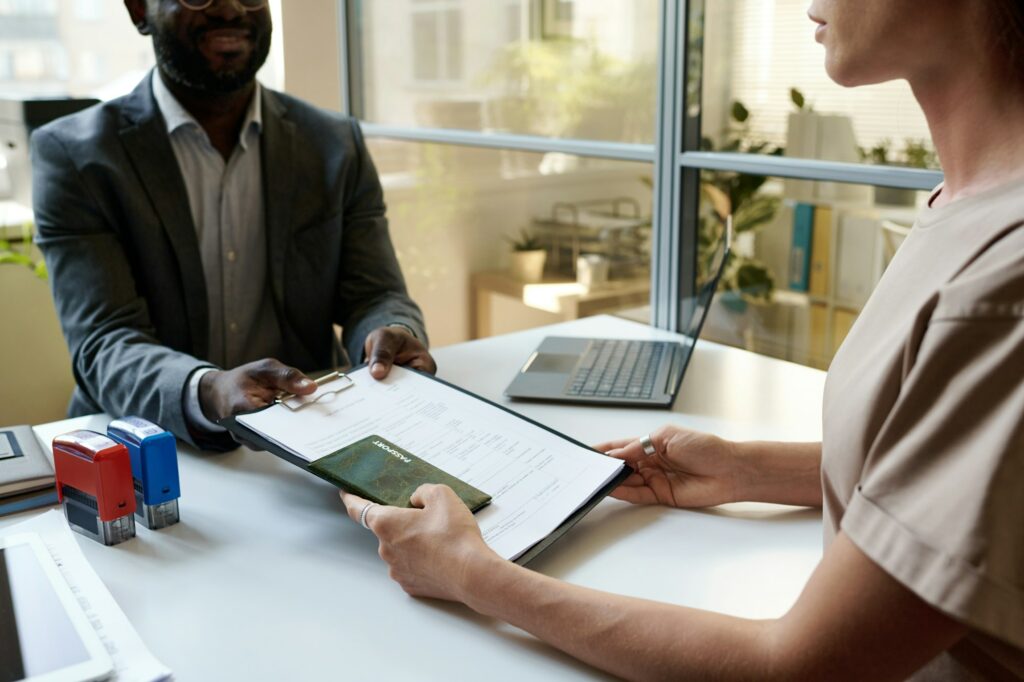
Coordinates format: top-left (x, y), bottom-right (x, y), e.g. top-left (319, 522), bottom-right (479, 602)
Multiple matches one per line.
top-left (219, 364), bottom-right (632, 566)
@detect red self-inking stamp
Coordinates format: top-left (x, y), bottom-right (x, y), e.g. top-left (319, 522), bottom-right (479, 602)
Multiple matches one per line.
top-left (53, 430), bottom-right (137, 546)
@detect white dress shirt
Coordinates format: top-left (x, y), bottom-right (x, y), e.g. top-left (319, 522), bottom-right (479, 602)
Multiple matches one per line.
top-left (152, 70), bottom-right (283, 432)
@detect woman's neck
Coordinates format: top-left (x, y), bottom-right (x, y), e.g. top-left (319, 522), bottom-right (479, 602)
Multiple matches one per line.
top-left (912, 63), bottom-right (1024, 208)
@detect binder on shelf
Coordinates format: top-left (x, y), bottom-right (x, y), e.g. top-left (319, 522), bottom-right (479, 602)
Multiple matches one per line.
top-left (836, 212), bottom-right (882, 307)
top-left (809, 205), bottom-right (833, 297)
top-left (789, 203), bottom-right (814, 292)
top-left (219, 365), bottom-right (631, 567)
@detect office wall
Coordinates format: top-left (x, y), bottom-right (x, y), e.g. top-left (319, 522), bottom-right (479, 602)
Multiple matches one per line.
top-left (278, 0), bottom-right (343, 112)
top-left (0, 257), bottom-right (74, 424)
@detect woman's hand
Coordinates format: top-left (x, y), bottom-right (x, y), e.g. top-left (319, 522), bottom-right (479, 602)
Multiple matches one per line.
top-left (340, 485), bottom-right (500, 602)
top-left (596, 426), bottom-right (746, 508)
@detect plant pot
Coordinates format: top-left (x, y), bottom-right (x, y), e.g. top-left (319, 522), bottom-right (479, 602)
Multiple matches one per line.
top-left (510, 249), bottom-right (547, 282)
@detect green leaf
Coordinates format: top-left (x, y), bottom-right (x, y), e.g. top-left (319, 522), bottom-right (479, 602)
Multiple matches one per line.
top-left (731, 100), bottom-right (749, 123)
top-left (734, 261), bottom-right (774, 301)
top-left (790, 87), bottom-right (805, 110)
top-left (733, 195), bottom-right (781, 233)
top-left (0, 252), bottom-right (33, 267)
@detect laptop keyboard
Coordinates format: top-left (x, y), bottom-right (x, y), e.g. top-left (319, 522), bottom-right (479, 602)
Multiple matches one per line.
top-left (566, 340), bottom-right (667, 399)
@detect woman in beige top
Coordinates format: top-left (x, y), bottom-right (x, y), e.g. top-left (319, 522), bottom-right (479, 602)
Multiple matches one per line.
top-left (340, 1), bottom-right (1024, 679)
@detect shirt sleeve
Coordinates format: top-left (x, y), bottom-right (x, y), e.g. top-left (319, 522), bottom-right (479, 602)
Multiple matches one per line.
top-left (182, 367), bottom-right (226, 434)
top-left (841, 251), bottom-right (1024, 651)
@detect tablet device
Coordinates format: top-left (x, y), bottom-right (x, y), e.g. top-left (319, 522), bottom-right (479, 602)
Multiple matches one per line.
top-left (0, 533), bottom-right (113, 682)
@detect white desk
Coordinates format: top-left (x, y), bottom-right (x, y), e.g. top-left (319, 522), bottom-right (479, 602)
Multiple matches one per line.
top-left (2, 316), bottom-right (826, 681)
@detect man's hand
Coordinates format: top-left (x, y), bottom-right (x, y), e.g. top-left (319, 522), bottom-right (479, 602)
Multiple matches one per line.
top-left (199, 358), bottom-right (316, 423)
top-left (364, 326), bottom-right (437, 380)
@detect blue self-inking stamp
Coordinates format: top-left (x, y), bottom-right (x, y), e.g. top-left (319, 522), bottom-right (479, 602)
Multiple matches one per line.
top-left (107, 417), bottom-right (181, 530)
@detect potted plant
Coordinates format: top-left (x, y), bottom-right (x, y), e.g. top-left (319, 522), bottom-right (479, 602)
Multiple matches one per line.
top-left (698, 99), bottom-right (781, 312)
top-left (861, 137), bottom-right (937, 205)
top-left (506, 229), bottom-right (547, 282)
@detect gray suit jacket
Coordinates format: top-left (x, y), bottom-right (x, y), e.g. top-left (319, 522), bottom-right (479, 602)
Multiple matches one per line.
top-left (32, 74), bottom-right (426, 451)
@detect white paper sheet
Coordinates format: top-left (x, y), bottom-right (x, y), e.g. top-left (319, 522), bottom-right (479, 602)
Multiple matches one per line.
top-left (2, 510), bottom-right (173, 682)
top-left (238, 366), bottom-right (623, 560)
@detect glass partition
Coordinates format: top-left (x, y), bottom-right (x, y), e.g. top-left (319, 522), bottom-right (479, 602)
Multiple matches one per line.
top-left (693, 0), bottom-right (939, 171)
top-left (696, 170), bottom-right (930, 368)
top-left (369, 138), bottom-right (653, 346)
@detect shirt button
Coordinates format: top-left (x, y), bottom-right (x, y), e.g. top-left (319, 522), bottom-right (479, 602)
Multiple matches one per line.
top-left (227, 251), bottom-right (237, 262)
top-left (229, 322), bottom-right (238, 333)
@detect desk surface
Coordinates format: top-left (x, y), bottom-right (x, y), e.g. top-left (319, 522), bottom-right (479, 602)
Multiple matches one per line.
top-left (2, 316), bottom-right (826, 681)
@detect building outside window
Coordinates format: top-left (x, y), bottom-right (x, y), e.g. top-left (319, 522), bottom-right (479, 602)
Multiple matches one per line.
top-left (410, 0), bottom-right (464, 84)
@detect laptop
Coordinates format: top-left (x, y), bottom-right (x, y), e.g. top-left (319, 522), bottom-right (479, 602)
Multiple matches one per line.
top-left (504, 231), bottom-right (730, 408)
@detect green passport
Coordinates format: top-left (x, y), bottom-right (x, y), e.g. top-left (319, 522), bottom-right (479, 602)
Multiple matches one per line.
top-left (308, 435), bottom-right (491, 512)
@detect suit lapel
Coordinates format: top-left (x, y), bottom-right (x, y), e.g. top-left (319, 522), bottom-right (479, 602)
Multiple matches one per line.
top-left (260, 91), bottom-right (322, 368)
top-left (260, 89), bottom-right (297, 312)
top-left (118, 75), bottom-right (209, 359)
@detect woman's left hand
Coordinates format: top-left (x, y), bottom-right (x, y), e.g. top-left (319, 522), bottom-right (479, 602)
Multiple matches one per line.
top-left (340, 485), bottom-right (498, 602)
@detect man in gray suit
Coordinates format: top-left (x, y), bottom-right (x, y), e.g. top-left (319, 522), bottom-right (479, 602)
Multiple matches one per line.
top-left (32, 0), bottom-right (435, 451)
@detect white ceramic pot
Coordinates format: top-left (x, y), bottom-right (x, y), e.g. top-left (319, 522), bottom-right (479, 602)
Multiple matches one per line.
top-left (511, 249), bottom-right (547, 282)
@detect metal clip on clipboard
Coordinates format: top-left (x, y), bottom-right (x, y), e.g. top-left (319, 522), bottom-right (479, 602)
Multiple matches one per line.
top-left (278, 371), bottom-right (355, 411)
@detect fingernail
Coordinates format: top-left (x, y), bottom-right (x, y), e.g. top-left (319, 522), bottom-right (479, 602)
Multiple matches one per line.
top-left (372, 362), bottom-right (386, 374)
top-left (298, 378), bottom-right (314, 388)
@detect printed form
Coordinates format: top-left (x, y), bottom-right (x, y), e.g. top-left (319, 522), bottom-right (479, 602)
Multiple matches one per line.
top-left (237, 366), bottom-right (624, 560)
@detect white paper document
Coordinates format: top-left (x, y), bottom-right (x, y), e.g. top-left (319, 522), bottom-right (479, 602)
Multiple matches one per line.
top-left (2, 510), bottom-right (173, 682)
top-left (237, 366), bottom-right (624, 560)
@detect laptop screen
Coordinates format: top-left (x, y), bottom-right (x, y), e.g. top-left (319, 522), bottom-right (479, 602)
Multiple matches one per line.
top-left (681, 236), bottom-right (730, 344)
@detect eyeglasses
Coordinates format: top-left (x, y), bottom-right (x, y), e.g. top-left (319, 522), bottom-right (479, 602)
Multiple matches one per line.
top-left (178, 0), bottom-right (267, 11)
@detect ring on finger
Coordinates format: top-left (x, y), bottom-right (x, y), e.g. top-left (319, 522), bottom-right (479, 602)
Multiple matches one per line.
top-left (359, 502), bottom-right (377, 529)
top-left (640, 434), bottom-right (656, 457)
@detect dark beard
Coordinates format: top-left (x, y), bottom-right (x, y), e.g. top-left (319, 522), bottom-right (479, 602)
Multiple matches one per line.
top-left (151, 21), bottom-right (271, 95)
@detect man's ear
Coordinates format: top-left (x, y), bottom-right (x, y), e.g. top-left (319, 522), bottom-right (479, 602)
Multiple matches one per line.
top-left (124, 0), bottom-right (152, 36)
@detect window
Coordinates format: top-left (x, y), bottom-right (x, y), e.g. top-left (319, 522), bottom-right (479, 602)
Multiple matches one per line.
top-left (369, 139), bottom-right (652, 345)
top-left (345, 0), bottom-right (661, 346)
top-left (352, 0), bottom-right (659, 143)
top-left (697, 172), bottom-right (927, 368)
top-left (410, 1), bottom-right (463, 84)
top-left (0, 2), bottom-right (284, 100)
top-left (676, 0), bottom-right (941, 366)
top-left (698, 0), bottom-right (938, 170)
top-left (341, 0), bottom-right (942, 360)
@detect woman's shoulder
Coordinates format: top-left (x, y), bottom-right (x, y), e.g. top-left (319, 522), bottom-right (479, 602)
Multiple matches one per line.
top-left (935, 223), bottom-right (1024, 322)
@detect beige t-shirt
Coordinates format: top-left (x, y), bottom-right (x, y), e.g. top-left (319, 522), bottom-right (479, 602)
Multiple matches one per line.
top-left (822, 179), bottom-right (1024, 680)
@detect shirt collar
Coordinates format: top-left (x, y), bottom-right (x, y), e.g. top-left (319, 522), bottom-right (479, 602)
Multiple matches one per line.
top-left (151, 69), bottom-right (263, 150)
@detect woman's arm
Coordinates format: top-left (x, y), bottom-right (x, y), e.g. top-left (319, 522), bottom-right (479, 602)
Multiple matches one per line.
top-left (345, 486), bottom-right (965, 682)
top-left (734, 439), bottom-right (822, 506)
top-left (598, 427), bottom-right (822, 509)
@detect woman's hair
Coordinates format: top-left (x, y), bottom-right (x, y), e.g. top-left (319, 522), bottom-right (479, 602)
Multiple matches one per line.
top-left (990, 1), bottom-right (1024, 73)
